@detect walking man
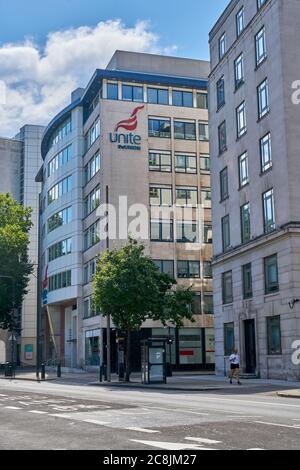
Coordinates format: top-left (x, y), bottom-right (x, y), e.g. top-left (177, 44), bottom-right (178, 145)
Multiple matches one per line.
top-left (229, 349), bottom-right (242, 385)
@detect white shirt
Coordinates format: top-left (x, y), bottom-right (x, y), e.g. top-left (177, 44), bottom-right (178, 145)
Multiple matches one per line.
top-left (229, 354), bottom-right (240, 365)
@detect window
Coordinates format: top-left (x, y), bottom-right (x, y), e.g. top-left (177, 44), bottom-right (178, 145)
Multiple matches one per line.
top-left (239, 152), bottom-right (249, 187)
top-left (224, 323), bottom-right (235, 355)
top-left (84, 186), bottom-right (101, 217)
top-left (255, 27), bottom-right (267, 66)
top-left (234, 53), bottom-right (244, 90)
top-left (177, 261), bottom-right (200, 279)
top-left (176, 187), bottom-right (198, 206)
top-left (83, 297), bottom-right (97, 319)
top-left (48, 145), bottom-right (72, 177)
top-left (222, 271), bottom-right (233, 304)
top-left (172, 90), bottom-right (193, 107)
top-left (147, 87), bottom-right (169, 105)
top-left (260, 133), bottom-right (272, 172)
top-left (86, 118), bottom-right (100, 150)
top-left (243, 263), bottom-right (253, 299)
top-left (263, 188), bottom-right (275, 233)
top-left (122, 84), bottom-right (143, 102)
top-left (196, 93), bottom-right (208, 109)
top-left (257, 0), bottom-right (267, 9)
top-left (176, 222), bottom-right (198, 243)
top-left (258, 79), bottom-right (269, 119)
top-left (48, 176), bottom-right (72, 205)
top-left (150, 220), bottom-right (173, 242)
top-left (191, 293), bottom-right (202, 315)
top-left (222, 215), bottom-right (230, 252)
top-left (219, 32), bottom-right (226, 59)
top-left (203, 261), bottom-right (212, 279)
top-left (204, 225), bottom-right (213, 244)
top-left (264, 254), bottom-right (279, 294)
top-left (241, 203), bottom-right (251, 244)
top-left (216, 77), bottom-right (225, 109)
top-left (84, 259), bottom-right (96, 284)
top-left (48, 238), bottom-right (72, 262)
top-left (174, 121), bottom-right (196, 140)
top-left (48, 270), bottom-right (71, 292)
top-left (175, 154), bottom-right (197, 174)
top-left (154, 260), bottom-right (174, 278)
top-left (200, 154), bottom-right (210, 173)
top-left (47, 206), bottom-right (72, 233)
top-left (84, 221), bottom-right (100, 250)
top-left (150, 186), bottom-right (172, 206)
top-left (107, 82), bottom-right (118, 100)
top-left (236, 7), bottom-right (245, 37)
top-left (201, 189), bottom-right (211, 208)
top-left (148, 118), bottom-right (171, 138)
top-left (220, 167), bottom-right (229, 201)
top-left (203, 294), bottom-right (214, 315)
top-left (48, 117), bottom-right (72, 151)
top-left (236, 101), bottom-right (247, 138)
top-left (149, 151), bottom-right (172, 172)
top-left (199, 122), bottom-right (209, 141)
top-left (267, 316), bottom-right (282, 354)
top-left (218, 121), bottom-right (227, 154)
top-left (85, 153), bottom-right (101, 183)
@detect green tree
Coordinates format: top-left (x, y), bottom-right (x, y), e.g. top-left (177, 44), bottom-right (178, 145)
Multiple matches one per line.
top-left (93, 238), bottom-right (195, 381)
top-left (0, 194), bottom-right (33, 332)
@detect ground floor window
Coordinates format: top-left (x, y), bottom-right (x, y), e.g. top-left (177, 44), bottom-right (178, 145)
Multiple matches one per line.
top-left (205, 329), bottom-right (215, 364)
top-left (267, 316), bottom-right (282, 355)
top-left (85, 329), bottom-right (100, 366)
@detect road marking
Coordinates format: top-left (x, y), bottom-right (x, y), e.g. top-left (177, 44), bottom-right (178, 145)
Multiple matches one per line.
top-left (83, 419), bottom-right (111, 426)
top-left (0, 394), bottom-right (7, 397)
top-left (125, 427), bottom-right (160, 434)
top-left (28, 410), bottom-right (48, 415)
top-left (185, 437), bottom-right (222, 444)
top-left (146, 406), bottom-right (209, 416)
top-left (254, 421), bottom-right (300, 429)
top-left (130, 440), bottom-right (213, 450)
top-left (191, 396), bottom-right (300, 409)
top-left (5, 406), bottom-right (22, 410)
top-left (248, 448), bottom-right (265, 451)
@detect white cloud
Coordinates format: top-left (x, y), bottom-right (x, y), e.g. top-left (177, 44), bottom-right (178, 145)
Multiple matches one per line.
top-left (0, 20), bottom-right (170, 137)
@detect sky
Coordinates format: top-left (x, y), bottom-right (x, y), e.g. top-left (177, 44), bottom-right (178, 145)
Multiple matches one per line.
top-left (0, 0), bottom-right (229, 137)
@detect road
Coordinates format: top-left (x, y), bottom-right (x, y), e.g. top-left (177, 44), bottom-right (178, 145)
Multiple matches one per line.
top-left (0, 379), bottom-right (300, 450)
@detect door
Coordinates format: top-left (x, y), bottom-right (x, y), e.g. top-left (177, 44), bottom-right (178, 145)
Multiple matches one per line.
top-left (244, 320), bottom-right (256, 374)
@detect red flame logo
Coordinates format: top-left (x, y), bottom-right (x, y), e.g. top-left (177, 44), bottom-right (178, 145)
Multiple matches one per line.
top-left (114, 105), bottom-right (145, 132)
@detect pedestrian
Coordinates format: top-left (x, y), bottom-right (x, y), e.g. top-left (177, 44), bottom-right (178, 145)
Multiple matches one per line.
top-left (229, 349), bottom-right (242, 385)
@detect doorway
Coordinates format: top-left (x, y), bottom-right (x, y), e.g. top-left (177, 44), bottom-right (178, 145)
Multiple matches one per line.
top-left (244, 320), bottom-right (256, 374)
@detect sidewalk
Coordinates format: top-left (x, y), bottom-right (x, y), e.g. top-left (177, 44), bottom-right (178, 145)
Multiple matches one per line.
top-left (1, 369), bottom-right (299, 395)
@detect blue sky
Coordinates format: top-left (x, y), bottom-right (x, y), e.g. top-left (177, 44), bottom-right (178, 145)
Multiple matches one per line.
top-left (0, 0), bottom-right (229, 60)
top-left (0, 0), bottom-right (230, 137)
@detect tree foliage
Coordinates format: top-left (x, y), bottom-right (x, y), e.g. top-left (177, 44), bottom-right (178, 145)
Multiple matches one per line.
top-left (93, 238), bottom-right (195, 380)
top-left (0, 194), bottom-right (33, 331)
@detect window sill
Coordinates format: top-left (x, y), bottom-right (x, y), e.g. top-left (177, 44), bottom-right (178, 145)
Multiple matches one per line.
top-left (238, 182), bottom-right (250, 191)
top-left (218, 148), bottom-right (228, 156)
top-left (234, 81), bottom-right (245, 93)
top-left (255, 56), bottom-right (267, 71)
top-left (260, 166), bottom-right (273, 176)
top-left (216, 103), bottom-right (225, 113)
top-left (264, 292), bottom-right (279, 300)
top-left (236, 130), bottom-right (247, 141)
top-left (257, 110), bottom-right (270, 123)
top-left (220, 196), bottom-right (229, 203)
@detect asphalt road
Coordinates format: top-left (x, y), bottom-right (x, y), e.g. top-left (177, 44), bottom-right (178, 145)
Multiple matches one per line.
top-left (0, 379), bottom-right (300, 450)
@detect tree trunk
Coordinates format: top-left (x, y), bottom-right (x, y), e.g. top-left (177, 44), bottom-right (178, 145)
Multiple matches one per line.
top-left (125, 328), bottom-right (131, 382)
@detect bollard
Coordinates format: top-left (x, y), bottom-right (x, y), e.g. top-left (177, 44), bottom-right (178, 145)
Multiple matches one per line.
top-left (57, 362), bottom-right (61, 378)
top-left (41, 363), bottom-right (46, 381)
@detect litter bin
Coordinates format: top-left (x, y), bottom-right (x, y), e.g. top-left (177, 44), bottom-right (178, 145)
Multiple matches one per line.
top-left (4, 362), bottom-right (13, 377)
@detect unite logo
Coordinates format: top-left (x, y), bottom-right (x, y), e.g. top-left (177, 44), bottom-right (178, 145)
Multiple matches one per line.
top-left (109, 105), bottom-right (144, 150)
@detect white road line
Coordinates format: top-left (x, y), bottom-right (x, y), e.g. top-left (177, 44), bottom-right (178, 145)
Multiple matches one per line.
top-left (254, 421), bottom-right (300, 429)
top-left (248, 448), bottom-right (265, 451)
top-left (28, 410), bottom-right (48, 415)
top-left (83, 419), bottom-right (111, 426)
top-left (146, 406), bottom-right (209, 416)
top-left (185, 437), bottom-right (222, 444)
top-left (5, 406), bottom-right (22, 410)
top-left (125, 427), bottom-right (160, 434)
top-left (130, 440), bottom-right (214, 451)
top-left (0, 394), bottom-right (8, 397)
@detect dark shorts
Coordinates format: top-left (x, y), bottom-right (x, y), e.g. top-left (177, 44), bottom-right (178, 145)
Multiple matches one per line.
top-left (230, 364), bottom-right (240, 370)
